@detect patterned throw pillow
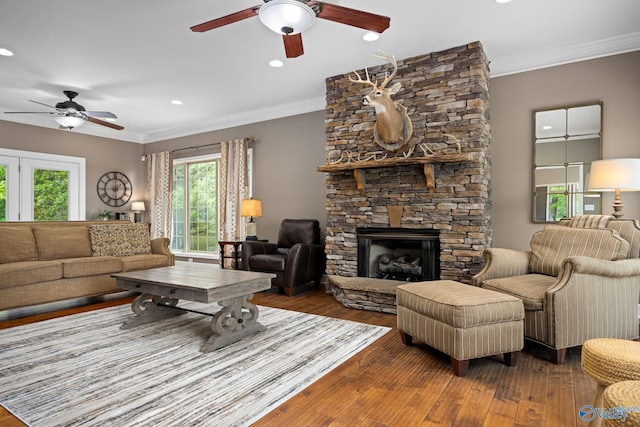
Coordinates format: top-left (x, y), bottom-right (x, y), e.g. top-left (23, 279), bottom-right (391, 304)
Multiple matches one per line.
top-left (529, 225), bottom-right (630, 276)
top-left (89, 224), bottom-right (152, 257)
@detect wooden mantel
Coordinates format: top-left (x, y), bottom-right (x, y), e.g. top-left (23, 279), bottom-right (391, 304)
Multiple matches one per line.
top-left (317, 152), bottom-right (481, 195)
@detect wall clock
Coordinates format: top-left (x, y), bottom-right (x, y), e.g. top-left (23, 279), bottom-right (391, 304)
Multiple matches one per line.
top-left (97, 171), bottom-right (132, 207)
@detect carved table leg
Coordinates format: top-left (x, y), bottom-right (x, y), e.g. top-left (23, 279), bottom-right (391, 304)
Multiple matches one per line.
top-left (120, 293), bottom-right (186, 330)
top-left (201, 294), bottom-right (265, 352)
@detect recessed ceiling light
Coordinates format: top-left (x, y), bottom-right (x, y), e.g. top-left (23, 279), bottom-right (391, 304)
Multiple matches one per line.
top-left (363, 32), bottom-right (380, 42)
top-left (269, 59), bottom-right (284, 68)
top-left (494, 0), bottom-right (512, 3)
top-left (171, 99), bottom-right (183, 105)
top-left (0, 48), bottom-right (14, 56)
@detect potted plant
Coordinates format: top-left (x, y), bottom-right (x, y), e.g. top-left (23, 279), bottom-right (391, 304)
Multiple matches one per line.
top-left (97, 209), bottom-right (114, 220)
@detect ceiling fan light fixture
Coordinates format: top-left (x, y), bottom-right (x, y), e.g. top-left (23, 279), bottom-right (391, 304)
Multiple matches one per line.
top-left (259, 0), bottom-right (316, 35)
top-left (54, 115), bottom-right (85, 129)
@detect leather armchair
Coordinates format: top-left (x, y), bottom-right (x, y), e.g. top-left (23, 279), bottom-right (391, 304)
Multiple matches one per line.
top-left (242, 219), bottom-right (325, 296)
top-left (472, 216), bottom-right (640, 364)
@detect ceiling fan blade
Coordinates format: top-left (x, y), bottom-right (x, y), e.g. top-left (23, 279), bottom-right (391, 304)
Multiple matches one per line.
top-left (86, 111), bottom-right (118, 119)
top-left (29, 100), bottom-right (58, 109)
top-left (190, 7), bottom-right (260, 32)
top-left (310, 2), bottom-right (390, 33)
top-left (4, 111), bottom-right (56, 114)
top-left (86, 116), bottom-right (124, 130)
top-left (283, 33), bottom-right (304, 58)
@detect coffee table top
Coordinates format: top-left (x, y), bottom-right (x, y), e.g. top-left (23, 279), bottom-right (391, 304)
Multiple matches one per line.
top-left (112, 264), bottom-right (276, 302)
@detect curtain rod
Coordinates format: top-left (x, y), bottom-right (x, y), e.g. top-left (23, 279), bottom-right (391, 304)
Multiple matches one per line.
top-left (171, 137), bottom-right (254, 154)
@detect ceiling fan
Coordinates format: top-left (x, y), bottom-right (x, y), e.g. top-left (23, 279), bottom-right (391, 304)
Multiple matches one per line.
top-left (4, 90), bottom-right (124, 131)
top-left (190, 0), bottom-right (391, 58)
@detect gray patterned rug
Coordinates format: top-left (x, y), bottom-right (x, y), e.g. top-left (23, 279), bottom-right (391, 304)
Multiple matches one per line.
top-left (0, 302), bottom-right (390, 426)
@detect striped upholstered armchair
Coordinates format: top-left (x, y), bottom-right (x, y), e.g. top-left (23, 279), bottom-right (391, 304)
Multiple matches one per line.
top-left (472, 216), bottom-right (640, 364)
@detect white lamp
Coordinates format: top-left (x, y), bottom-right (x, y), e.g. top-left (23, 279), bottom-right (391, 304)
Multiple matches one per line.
top-left (54, 115), bottom-right (84, 129)
top-left (587, 158), bottom-right (640, 218)
top-left (241, 199), bottom-right (263, 240)
top-left (131, 201), bottom-right (146, 223)
top-left (258, 0), bottom-right (316, 35)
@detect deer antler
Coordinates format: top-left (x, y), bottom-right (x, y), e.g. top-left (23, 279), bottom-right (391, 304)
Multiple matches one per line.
top-left (349, 67), bottom-right (377, 88)
top-left (372, 50), bottom-right (398, 89)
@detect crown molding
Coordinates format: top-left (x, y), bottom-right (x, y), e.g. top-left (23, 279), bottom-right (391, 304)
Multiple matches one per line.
top-left (490, 32), bottom-right (640, 77)
top-left (140, 96), bottom-right (327, 144)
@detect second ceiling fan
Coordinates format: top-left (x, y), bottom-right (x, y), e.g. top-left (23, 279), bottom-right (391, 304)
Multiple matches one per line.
top-left (190, 0), bottom-right (390, 58)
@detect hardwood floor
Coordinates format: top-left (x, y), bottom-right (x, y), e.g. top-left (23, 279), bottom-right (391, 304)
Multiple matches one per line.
top-left (0, 288), bottom-right (596, 426)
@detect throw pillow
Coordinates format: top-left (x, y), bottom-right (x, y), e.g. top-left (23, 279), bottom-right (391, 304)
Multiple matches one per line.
top-left (89, 224), bottom-right (152, 257)
top-left (529, 225), bottom-right (630, 276)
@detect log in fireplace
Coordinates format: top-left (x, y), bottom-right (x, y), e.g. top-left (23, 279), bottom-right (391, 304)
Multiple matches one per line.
top-left (357, 228), bottom-right (440, 282)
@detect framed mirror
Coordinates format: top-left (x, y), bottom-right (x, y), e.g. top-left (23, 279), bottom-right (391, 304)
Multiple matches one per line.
top-left (533, 102), bottom-right (603, 223)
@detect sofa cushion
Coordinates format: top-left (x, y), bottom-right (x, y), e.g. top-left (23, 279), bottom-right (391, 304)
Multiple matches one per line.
top-left (0, 226), bottom-right (38, 264)
top-left (89, 224), bottom-right (152, 257)
top-left (120, 254), bottom-right (171, 272)
top-left (481, 273), bottom-right (557, 311)
top-left (61, 257), bottom-right (122, 278)
top-left (33, 226), bottom-right (93, 260)
top-left (529, 225), bottom-right (630, 276)
top-left (0, 261), bottom-right (63, 289)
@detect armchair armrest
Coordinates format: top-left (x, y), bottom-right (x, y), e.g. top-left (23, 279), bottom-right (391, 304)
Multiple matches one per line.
top-left (241, 241), bottom-right (278, 271)
top-left (558, 256), bottom-right (640, 278)
top-left (151, 237), bottom-right (175, 265)
top-left (284, 243), bottom-right (325, 287)
top-left (472, 248), bottom-right (531, 286)
top-left (546, 256), bottom-right (640, 349)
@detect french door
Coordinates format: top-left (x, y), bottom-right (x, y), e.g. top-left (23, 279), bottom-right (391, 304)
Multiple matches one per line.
top-left (0, 148), bottom-right (85, 221)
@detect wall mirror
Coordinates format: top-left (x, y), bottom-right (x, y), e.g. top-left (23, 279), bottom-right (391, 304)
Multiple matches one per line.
top-left (533, 102), bottom-right (603, 223)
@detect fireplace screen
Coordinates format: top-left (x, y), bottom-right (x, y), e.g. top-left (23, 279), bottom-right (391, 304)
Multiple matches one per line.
top-left (357, 228), bottom-right (440, 282)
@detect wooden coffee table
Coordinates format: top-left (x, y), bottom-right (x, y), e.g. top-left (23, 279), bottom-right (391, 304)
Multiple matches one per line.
top-left (112, 264), bottom-right (275, 352)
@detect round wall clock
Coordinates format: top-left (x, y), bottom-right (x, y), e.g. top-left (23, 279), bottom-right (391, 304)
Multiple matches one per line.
top-left (97, 171), bottom-right (132, 207)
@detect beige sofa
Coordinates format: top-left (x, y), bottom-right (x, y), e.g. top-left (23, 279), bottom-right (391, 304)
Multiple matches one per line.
top-left (472, 216), bottom-right (640, 364)
top-left (0, 221), bottom-right (174, 311)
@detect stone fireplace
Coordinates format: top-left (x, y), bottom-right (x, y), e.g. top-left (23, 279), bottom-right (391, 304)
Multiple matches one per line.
top-left (320, 42), bottom-right (492, 285)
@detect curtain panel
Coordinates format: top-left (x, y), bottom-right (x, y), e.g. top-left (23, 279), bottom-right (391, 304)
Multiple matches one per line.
top-left (146, 151), bottom-right (173, 239)
top-left (220, 138), bottom-right (250, 241)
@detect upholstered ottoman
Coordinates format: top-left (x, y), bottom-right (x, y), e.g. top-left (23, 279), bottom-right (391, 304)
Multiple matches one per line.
top-left (397, 280), bottom-right (525, 376)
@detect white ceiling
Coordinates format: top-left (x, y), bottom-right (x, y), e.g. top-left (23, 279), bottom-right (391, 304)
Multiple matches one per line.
top-left (1, 0), bottom-right (639, 144)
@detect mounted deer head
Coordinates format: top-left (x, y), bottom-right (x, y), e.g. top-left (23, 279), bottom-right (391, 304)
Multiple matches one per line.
top-left (350, 51), bottom-right (413, 151)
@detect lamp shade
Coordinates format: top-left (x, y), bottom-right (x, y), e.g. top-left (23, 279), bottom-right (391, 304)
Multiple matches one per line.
top-left (54, 115), bottom-right (84, 129)
top-left (258, 0), bottom-right (316, 35)
top-left (241, 199), bottom-right (263, 217)
top-left (588, 158), bottom-right (640, 191)
top-left (131, 201), bottom-right (146, 212)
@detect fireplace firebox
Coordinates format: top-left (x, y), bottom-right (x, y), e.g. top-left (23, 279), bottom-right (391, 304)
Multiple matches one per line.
top-left (357, 228), bottom-right (440, 282)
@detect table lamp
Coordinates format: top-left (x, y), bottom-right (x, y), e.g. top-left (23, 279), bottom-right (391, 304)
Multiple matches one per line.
top-left (131, 201), bottom-right (146, 223)
top-left (587, 158), bottom-right (640, 218)
top-left (241, 198), bottom-right (263, 240)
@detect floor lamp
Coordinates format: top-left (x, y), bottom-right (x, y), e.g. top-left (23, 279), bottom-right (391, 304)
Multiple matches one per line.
top-left (241, 199), bottom-right (263, 240)
top-left (587, 158), bottom-right (640, 218)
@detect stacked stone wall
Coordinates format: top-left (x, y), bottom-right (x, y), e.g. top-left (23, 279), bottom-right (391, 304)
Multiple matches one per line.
top-left (323, 41), bottom-right (492, 284)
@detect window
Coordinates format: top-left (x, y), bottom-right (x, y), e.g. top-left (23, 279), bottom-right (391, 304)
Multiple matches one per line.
top-left (172, 154), bottom-right (219, 256)
top-left (0, 148), bottom-right (86, 221)
top-left (171, 150), bottom-right (253, 259)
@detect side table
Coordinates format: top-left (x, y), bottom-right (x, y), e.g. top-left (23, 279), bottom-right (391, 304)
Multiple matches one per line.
top-left (218, 241), bottom-right (243, 269)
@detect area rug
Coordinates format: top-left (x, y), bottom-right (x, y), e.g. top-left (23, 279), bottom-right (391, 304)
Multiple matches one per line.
top-left (0, 302), bottom-right (390, 426)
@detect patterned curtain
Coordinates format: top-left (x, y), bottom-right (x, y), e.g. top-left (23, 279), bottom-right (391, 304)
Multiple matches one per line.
top-left (147, 151), bottom-right (173, 239)
top-left (219, 138), bottom-right (249, 241)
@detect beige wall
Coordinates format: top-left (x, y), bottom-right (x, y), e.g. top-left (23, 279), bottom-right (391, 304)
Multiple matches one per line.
top-left (0, 121), bottom-right (146, 220)
top-left (491, 51), bottom-right (640, 249)
top-left (2, 50), bottom-right (639, 251)
top-left (144, 112), bottom-right (327, 243)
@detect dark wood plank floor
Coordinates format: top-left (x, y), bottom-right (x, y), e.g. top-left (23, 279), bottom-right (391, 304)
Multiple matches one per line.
top-left (0, 288), bottom-right (596, 426)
